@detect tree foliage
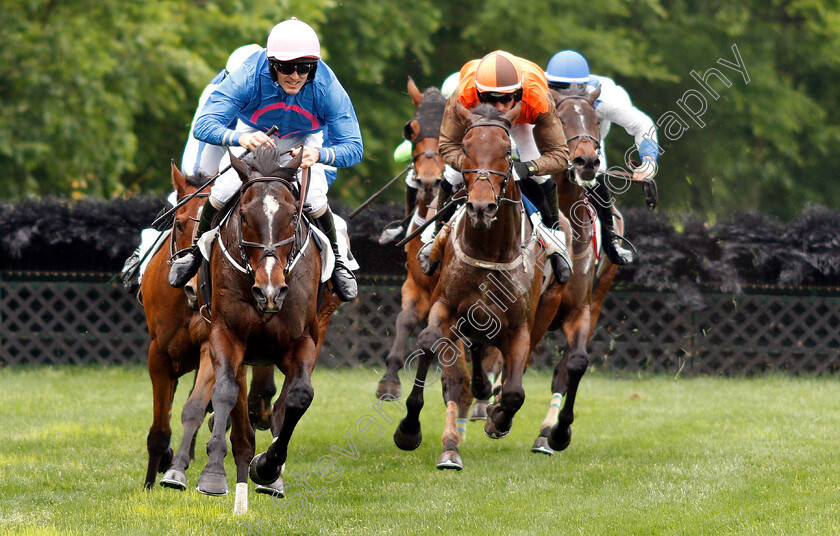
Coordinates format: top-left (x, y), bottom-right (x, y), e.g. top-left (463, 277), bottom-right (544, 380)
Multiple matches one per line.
top-left (1, 0), bottom-right (838, 221)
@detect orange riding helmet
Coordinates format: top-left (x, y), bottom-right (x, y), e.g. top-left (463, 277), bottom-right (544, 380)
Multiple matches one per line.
top-left (474, 50), bottom-right (524, 103)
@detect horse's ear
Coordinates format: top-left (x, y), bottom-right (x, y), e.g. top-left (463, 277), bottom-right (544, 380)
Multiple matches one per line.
top-left (229, 148), bottom-right (250, 180)
top-left (407, 76), bottom-right (423, 108)
top-left (549, 88), bottom-right (563, 108)
top-left (287, 147), bottom-right (304, 169)
top-left (171, 160), bottom-right (187, 194)
top-left (504, 102), bottom-right (522, 125)
top-left (587, 85), bottom-right (601, 106)
top-left (456, 101), bottom-right (477, 124)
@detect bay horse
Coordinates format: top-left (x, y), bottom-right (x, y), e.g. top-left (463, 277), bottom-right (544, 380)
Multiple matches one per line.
top-left (376, 77), bottom-right (447, 399)
top-left (196, 145), bottom-right (338, 512)
top-left (528, 86), bottom-right (623, 455)
top-left (141, 164), bottom-right (281, 491)
top-left (393, 103), bottom-right (559, 469)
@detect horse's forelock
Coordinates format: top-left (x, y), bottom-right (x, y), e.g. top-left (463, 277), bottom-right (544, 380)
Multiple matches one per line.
top-left (241, 145), bottom-right (297, 180)
top-left (422, 87), bottom-right (445, 103)
top-left (471, 104), bottom-right (512, 128)
top-left (186, 170), bottom-right (214, 188)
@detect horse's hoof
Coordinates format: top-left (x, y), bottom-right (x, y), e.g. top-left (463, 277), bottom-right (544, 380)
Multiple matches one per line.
top-left (547, 425), bottom-right (572, 452)
top-left (483, 406), bottom-right (510, 439)
top-left (157, 447), bottom-right (174, 474)
top-left (255, 476), bottom-right (285, 498)
top-left (393, 421), bottom-right (422, 451)
top-left (376, 380), bottom-right (402, 400)
top-left (468, 400), bottom-right (489, 421)
top-left (249, 452), bottom-right (282, 486)
top-left (196, 470), bottom-right (228, 496)
top-left (436, 449), bottom-right (463, 470)
top-left (159, 469), bottom-right (188, 490)
top-left (531, 436), bottom-right (555, 456)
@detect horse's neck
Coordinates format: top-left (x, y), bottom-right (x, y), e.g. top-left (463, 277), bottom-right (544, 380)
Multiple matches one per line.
top-left (557, 178), bottom-right (593, 244)
top-left (461, 201), bottom-right (522, 262)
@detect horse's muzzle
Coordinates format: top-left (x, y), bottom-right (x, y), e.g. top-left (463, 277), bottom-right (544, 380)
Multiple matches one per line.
top-left (252, 284), bottom-right (289, 312)
top-left (466, 200), bottom-right (498, 230)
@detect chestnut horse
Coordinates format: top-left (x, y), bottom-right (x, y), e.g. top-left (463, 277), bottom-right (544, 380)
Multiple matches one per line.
top-left (528, 87), bottom-right (623, 455)
top-left (195, 145), bottom-right (338, 513)
top-left (393, 103), bottom-right (560, 469)
top-left (376, 78), bottom-right (447, 399)
top-left (142, 163), bottom-right (212, 489)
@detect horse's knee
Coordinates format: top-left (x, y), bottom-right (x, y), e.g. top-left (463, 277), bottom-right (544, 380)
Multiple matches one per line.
top-left (286, 382), bottom-right (314, 416)
top-left (567, 354), bottom-right (589, 379)
top-left (396, 309), bottom-right (419, 332)
top-left (417, 326), bottom-right (442, 351)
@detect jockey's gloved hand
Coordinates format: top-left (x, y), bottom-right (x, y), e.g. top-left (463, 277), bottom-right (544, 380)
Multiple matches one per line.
top-left (512, 160), bottom-right (538, 181)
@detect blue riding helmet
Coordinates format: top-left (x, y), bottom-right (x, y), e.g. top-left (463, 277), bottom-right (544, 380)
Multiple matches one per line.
top-left (546, 50), bottom-right (590, 95)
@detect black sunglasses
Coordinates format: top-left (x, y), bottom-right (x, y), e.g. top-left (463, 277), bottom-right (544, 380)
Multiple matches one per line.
top-left (478, 92), bottom-right (515, 105)
top-left (270, 60), bottom-right (316, 76)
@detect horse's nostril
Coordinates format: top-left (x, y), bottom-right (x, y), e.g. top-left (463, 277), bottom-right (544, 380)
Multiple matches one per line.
top-left (486, 203), bottom-right (498, 215)
top-left (573, 157), bottom-right (586, 168)
top-left (251, 286), bottom-right (268, 305)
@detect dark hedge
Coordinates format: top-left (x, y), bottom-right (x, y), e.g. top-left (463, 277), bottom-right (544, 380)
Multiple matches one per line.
top-left (2, 197), bottom-right (839, 294)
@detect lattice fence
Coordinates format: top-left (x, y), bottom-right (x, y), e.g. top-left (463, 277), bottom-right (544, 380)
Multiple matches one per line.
top-left (3, 274), bottom-right (840, 375)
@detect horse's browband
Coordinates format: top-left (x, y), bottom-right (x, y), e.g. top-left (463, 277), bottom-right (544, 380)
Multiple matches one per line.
top-left (464, 121), bottom-right (511, 136)
top-left (240, 176), bottom-right (297, 196)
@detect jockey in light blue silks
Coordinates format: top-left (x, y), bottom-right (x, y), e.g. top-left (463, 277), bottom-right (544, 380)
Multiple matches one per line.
top-left (545, 50), bottom-right (660, 265)
top-left (167, 18), bottom-right (363, 301)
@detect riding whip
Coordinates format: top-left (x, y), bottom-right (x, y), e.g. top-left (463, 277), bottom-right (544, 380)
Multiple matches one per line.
top-left (297, 159), bottom-right (311, 223)
top-left (395, 193), bottom-right (463, 248)
top-left (348, 164), bottom-right (412, 220)
top-left (151, 125), bottom-right (279, 228)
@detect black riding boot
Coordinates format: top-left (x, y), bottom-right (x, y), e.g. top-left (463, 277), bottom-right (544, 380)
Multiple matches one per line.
top-left (538, 180), bottom-right (572, 284)
top-left (121, 204), bottom-right (172, 293)
top-left (591, 176), bottom-right (634, 265)
top-left (168, 199), bottom-right (218, 288)
top-left (378, 185), bottom-right (418, 246)
top-left (314, 207), bottom-right (358, 302)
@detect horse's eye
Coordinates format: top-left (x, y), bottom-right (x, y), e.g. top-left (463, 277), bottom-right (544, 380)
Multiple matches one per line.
top-left (175, 220), bottom-right (184, 232)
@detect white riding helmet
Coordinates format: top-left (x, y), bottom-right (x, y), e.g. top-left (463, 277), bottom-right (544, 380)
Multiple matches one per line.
top-left (266, 18), bottom-right (321, 61)
top-left (225, 44), bottom-right (262, 76)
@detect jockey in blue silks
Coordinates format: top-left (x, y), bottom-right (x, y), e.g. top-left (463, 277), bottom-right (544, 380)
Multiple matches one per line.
top-left (168, 18), bottom-right (363, 302)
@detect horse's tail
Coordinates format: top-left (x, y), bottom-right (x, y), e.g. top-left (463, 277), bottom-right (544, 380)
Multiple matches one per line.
top-left (588, 261), bottom-right (618, 340)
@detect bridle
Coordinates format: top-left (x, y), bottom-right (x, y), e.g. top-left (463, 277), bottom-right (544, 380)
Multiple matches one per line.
top-left (556, 95), bottom-right (601, 166)
top-left (222, 176), bottom-right (308, 277)
top-left (460, 121), bottom-right (519, 206)
top-left (169, 191), bottom-right (210, 264)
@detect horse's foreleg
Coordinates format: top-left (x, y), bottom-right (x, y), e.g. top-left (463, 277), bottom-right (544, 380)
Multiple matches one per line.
top-left (437, 332), bottom-right (468, 470)
top-left (394, 302), bottom-right (450, 452)
top-left (548, 308), bottom-right (591, 452)
top-left (251, 338), bottom-right (317, 487)
top-left (197, 328), bottom-right (245, 496)
top-left (485, 327), bottom-right (530, 439)
top-left (248, 365), bottom-right (277, 431)
top-left (230, 364), bottom-right (256, 514)
top-left (378, 281), bottom-right (427, 399)
top-left (145, 342), bottom-right (176, 489)
top-left (161, 343), bottom-right (214, 489)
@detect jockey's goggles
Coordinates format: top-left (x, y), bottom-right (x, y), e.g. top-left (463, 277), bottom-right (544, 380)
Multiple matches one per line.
top-left (549, 81), bottom-right (587, 95)
top-left (477, 91), bottom-right (520, 105)
top-left (270, 59), bottom-right (317, 76)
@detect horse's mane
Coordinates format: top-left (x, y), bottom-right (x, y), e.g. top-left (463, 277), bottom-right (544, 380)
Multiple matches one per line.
top-left (470, 104), bottom-right (512, 128)
top-left (186, 170), bottom-right (214, 188)
top-left (241, 145), bottom-right (297, 180)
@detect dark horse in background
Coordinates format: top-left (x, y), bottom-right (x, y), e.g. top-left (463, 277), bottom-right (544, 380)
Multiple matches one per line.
top-left (142, 163), bottom-right (279, 490)
top-left (393, 103), bottom-right (566, 469)
top-left (528, 86), bottom-right (624, 455)
top-left (194, 145), bottom-right (339, 514)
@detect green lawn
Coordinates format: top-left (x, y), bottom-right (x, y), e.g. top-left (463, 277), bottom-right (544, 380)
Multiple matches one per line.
top-left (1, 365), bottom-right (839, 536)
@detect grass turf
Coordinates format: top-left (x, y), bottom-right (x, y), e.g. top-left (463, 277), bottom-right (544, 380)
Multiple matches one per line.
top-left (1, 365), bottom-right (839, 535)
